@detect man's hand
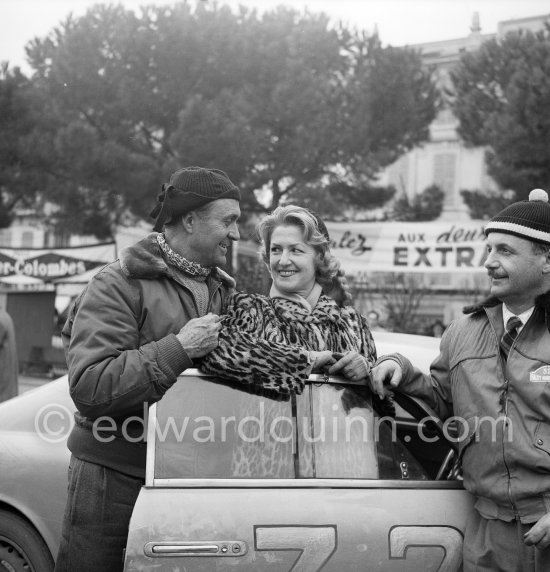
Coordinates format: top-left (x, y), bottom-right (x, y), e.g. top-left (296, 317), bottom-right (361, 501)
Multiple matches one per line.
top-left (328, 351), bottom-right (370, 382)
top-left (370, 359), bottom-right (403, 399)
top-left (176, 313), bottom-right (222, 359)
top-left (525, 513), bottom-right (550, 549)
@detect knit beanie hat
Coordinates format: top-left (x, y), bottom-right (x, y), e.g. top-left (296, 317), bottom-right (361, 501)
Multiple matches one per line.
top-left (485, 188), bottom-right (550, 246)
top-left (150, 166), bottom-right (241, 232)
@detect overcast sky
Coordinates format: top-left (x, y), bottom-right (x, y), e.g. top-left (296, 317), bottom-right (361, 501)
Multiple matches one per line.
top-left (2, 0), bottom-right (549, 72)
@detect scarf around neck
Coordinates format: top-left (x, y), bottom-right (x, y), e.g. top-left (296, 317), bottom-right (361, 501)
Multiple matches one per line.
top-left (157, 233), bottom-right (211, 277)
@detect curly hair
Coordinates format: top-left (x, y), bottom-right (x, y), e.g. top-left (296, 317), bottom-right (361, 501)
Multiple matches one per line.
top-left (257, 205), bottom-right (352, 306)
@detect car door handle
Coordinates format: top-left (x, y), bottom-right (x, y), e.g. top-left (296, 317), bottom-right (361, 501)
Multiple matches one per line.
top-left (144, 541), bottom-right (248, 557)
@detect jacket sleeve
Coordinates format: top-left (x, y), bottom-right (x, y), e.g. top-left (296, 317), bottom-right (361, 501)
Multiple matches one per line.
top-left (63, 270), bottom-right (192, 419)
top-left (377, 327), bottom-right (454, 420)
top-left (199, 293), bottom-right (313, 395)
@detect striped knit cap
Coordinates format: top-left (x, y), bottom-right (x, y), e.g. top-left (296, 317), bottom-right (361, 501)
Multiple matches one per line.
top-left (485, 189), bottom-right (550, 246)
top-left (150, 166), bottom-right (240, 232)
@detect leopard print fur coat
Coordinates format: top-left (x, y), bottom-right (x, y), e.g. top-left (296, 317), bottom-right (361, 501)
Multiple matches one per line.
top-left (200, 291), bottom-right (377, 396)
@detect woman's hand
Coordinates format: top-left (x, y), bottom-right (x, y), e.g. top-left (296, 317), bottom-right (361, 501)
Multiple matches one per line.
top-left (308, 350), bottom-right (336, 372)
top-left (328, 351), bottom-right (370, 382)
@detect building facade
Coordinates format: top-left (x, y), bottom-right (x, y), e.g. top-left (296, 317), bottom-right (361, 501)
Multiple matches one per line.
top-left (380, 12), bottom-right (550, 220)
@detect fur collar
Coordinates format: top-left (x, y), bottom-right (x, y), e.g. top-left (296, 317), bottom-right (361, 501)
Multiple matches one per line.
top-left (119, 233), bottom-right (235, 288)
top-left (463, 289), bottom-right (550, 332)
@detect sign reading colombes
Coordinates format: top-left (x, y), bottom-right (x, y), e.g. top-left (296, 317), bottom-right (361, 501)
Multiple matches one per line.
top-left (0, 242), bottom-right (116, 282)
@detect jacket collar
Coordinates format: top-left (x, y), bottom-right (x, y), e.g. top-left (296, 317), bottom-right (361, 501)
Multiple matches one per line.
top-left (119, 233), bottom-right (235, 288)
top-left (463, 289), bottom-right (550, 332)
top-left (271, 292), bottom-right (342, 323)
top-left (269, 282), bottom-right (323, 313)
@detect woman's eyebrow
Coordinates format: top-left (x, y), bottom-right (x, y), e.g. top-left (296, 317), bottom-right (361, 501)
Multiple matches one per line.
top-left (271, 242), bottom-right (304, 248)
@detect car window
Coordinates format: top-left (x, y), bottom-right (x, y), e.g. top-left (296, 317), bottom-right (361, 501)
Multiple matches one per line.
top-left (150, 372), bottom-right (431, 482)
top-left (305, 383), bottom-right (377, 478)
top-left (308, 383), bottom-right (428, 480)
top-left (153, 374), bottom-right (311, 479)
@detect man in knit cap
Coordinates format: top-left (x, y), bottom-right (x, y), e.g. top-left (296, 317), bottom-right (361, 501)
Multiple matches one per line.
top-left (55, 166), bottom-right (241, 572)
top-left (372, 189), bottom-right (550, 571)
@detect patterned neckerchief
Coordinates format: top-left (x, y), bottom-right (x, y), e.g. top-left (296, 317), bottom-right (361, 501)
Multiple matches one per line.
top-left (156, 233), bottom-right (211, 277)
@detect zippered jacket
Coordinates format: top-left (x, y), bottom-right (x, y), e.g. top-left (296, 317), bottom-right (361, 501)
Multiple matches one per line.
top-left (383, 291), bottom-right (550, 523)
top-left (61, 233), bottom-right (235, 477)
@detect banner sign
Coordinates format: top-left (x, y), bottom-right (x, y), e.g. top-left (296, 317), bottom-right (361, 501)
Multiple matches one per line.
top-left (0, 242), bottom-right (116, 282)
top-left (325, 221), bottom-right (488, 276)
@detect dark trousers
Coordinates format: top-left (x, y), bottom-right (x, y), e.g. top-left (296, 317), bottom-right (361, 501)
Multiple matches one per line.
top-left (463, 509), bottom-right (550, 572)
top-left (54, 456), bottom-right (144, 572)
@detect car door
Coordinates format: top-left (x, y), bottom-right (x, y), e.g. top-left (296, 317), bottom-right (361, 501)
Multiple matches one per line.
top-left (124, 371), bottom-right (474, 571)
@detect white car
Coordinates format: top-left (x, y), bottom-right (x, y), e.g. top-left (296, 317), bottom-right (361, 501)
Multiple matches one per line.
top-left (0, 331), bottom-right (473, 571)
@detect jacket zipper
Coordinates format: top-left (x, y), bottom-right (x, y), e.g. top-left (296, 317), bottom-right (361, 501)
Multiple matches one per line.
top-left (487, 315), bottom-right (518, 517)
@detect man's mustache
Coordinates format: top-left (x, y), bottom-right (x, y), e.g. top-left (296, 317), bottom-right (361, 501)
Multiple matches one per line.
top-left (487, 271), bottom-right (507, 279)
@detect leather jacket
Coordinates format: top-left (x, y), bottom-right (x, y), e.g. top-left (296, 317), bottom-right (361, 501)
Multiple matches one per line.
top-left (62, 233), bottom-right (234, 477)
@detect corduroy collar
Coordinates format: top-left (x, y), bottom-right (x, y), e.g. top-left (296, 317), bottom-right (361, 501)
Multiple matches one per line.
top-left (463, 289), bottom-right (550, 332)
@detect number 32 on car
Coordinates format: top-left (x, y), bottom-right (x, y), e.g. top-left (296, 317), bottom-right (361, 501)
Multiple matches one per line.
top-left (254, 525), bottom-right (462, 572)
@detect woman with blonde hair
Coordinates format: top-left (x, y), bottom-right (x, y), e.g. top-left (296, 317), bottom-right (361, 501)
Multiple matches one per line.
top-left (200, 205), bottom-right (376, 395)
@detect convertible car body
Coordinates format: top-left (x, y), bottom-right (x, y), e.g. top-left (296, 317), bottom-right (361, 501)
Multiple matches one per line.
top-left (0, 331), bottom-right (473, 571)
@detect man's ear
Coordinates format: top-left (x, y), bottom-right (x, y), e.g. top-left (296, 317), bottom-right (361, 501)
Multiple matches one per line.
top-left (542, 248), bottom-right (550, 274)
top-left (181, 212), bottom-right (195, 233)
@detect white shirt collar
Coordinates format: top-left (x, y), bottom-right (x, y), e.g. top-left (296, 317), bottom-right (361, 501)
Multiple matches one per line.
top-left (502, 304), bottom-right (535, 332)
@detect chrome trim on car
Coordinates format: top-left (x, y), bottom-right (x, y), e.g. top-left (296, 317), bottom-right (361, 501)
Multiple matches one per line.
top-left (148, 477), bottom-right (464, 489)
top-left (178, 369), bottom-right (348, 384)
top-left (145, 400), bottom-right (157, 487)
top-left (144, 540), bottom-right (248, 557)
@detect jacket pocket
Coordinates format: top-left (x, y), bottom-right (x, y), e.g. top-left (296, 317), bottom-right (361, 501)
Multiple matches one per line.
top-left (455, 416), bottom-right (479, 462)
top-left (534, 422), bottom-right (550, 456)
top-left (532, 421), bottom-right (550, 474)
